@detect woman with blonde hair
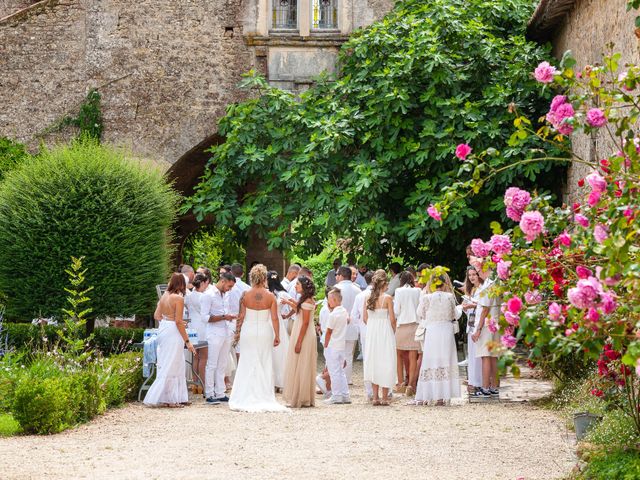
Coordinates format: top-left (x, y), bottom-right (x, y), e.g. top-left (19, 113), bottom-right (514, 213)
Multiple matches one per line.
top-left (228, 264), bottom-right (287, 412)
top-left (363, 269), bottom-right (397, 406)
top-left (414, 270), bottom-right (461, 405)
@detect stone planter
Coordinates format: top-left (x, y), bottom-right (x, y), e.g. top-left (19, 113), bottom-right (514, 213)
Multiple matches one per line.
top-left (573, 412), bottom-right (603, 440)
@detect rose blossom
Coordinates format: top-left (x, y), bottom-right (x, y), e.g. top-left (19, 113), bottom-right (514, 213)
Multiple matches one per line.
top-left (553, 103), bottom-right (575, 135)
top-left (524, 290), bottom-right (542, 305)
top-left (576, 266), bottom-right (592, 279)
top-left (586, 308), bottom-right (600, 322)
top-left (599, 292), bottom-right (617, 314)
top-left (471, 238), bottom-right (491, 258)
top-left (586, 108), bottom-right (607, 128)
top-left (489, 234), bottom-right (512, 255)
top-left (594, 224), bottom-right (609, 244)
top-left (504, 187), bottom-right (531, 222)
top-left (519, 210), bottom-right (545, 242)
top-left (556, 231), bottom-right (571, 247)
top-left (500, 334), bottom-right (517, 348)
top-left (624, 208), bottom-right (633, 220)
top-left (487, 316), bottom-right (498, 333)
top-left (567, 276), bottom-right (603, 309)
top-left (534, 61), bottom-right (557, 83)
top-left (586, 171), bottom-right (607, 193)
top-left (574, 213), bottom-right (590, 228)
top-left (636, 358), bottom-right (640, 378)
top-left (427, 204), bottom-right (442, 221)
top-left (506, 296), bottom-right (523, 314)
top-left (504, 311), bottom-right (520, 326)
top-left (496, 260), bottom-right (511, 280)
top-left (548, 302), bottom-right (562, 320)
top-left (529, 272), bottom-right (542, 287)
top-left (587, 191), bottom-right (601, 207)
top-left (455, 143), bottom-right (472, 161)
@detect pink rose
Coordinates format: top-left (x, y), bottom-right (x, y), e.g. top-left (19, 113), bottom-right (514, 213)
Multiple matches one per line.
top-left (565, 328), bottom-right (575, 336)
top-left (489, 234), bottom-right (512, 255)
top-left (552, 103), bottom-right (575, 135)
top-left (636, 358), bottom-right (640, 378)
top-left (574, 213), bottom-right (590, 228)
top-left (504, 311), bottom-right (520, 326)
top-left (524, 290), bottom-right (542, 305)
top-left (594, 224), bottom-right (609, 244)
top-left (500, 334), bottom-right (517, 348)
top-left (487, 316), bottom-right (498, 333)
top-left (427, 204), bottom-right (442, 221)
top-left (534, 61), bottom-right (557, 83)
top-left (576, 266), bottom-right (592, 279)
top-left (586, 108), bottom-right (607, 128)
top-left (471, 238), bottom-right (491, 258)
top-left (504, 187), bottom-right (531, 222)
top-left (557, 121), bottom-right (574, 136)
top-left (586, 171), bottom-right (607, 193)
top-left (455, 143), bottom-right (472, 161)
top-left (599, 292), bottom-right (617, 314)
top-left (550, 95), bottom-right (567, 112)
top-left (548, 302), bottom-right (562, 320)
top-left (586, 307), bottom-right (600, 322)
top-left (496, 260), bottom-right (511, 280)
top-left (506, 296), bottom-right (523, 314)
top-left (556, 231), bottom-right (571, 247)
top-left (624, 208), bottom-right (633, 219)
top-left (519, 210), bottom-right (545, 242)
top-left (587, 191), bottom-right (601, 207)
top-left (567, 276), bottom-right (603, 309)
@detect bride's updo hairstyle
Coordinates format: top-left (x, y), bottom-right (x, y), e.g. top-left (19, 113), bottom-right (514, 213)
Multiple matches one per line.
top-left (366, 269), bottom-right (388, 311)
top-left (249, 263), bottom-right (268, 287)
top-left (296, 275), bottom-right (316, 312)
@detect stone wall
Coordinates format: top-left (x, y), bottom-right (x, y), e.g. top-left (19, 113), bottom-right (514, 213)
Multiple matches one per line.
top-left (0, 0), bottom-right (38, 19)
top-left (549, 0), bottom-right (640, 201)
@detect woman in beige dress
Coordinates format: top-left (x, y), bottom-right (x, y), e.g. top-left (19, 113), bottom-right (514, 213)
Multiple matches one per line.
top-left (282, 275), bottom-right (318, 408)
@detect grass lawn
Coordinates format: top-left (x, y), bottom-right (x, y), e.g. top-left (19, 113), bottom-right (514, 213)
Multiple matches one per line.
top-left (0, 413), bottom-right (21, 436)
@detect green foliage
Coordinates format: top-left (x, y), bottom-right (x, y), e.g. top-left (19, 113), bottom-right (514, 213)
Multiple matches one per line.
top-left (182, 225), bottom-right (245, 271)
top-left (587, 409), bottom-right (640, 450)
top-left (185, 0), bottom-right (565, 270)
top-left (99, 351), bottom-right (143, 407)
top-left (580, 450), bottom-right (640, 480)
top-left (59, 256), bottom-right (94, 360)
top-left (61, 89), bottom-right (104, 141)
top-left (0, 140), bottom-right (179, 321)
top-left (0, 413), bottom-right (21, 437)
top-left (3, 323), bottom-right (144, 355)
top-left (0, 137), bottom-right (31, 183)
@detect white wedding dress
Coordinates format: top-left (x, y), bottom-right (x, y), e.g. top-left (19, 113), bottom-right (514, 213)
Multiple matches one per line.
top-left (229, 308), bottom-right (288, 412)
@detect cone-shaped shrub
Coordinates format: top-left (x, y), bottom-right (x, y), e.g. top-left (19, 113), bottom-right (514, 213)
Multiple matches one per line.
top-left (0, 139), bottom-right (179, 320)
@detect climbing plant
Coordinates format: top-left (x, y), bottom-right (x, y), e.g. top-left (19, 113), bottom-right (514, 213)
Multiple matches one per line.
top-left (184, 0), bottom-right (567, 270)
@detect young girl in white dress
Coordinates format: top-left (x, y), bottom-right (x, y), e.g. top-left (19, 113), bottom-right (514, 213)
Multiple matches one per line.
top-left (414, 271), bottom-right (461, 405)
top-left (461, 266), bottom-right (483, 393)
top-left (144, 273), bottom-right (197, 407)
top-left (363, 269), bottom-right (397, 406)
top-left (267, 270), bottom-right (292, 392)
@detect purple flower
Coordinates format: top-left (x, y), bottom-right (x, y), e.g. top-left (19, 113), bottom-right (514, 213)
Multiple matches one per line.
top-left (471, 238), bottom-right (491, 258)
top-left (427, 204), bottom-right (442, 221)
top-left (594, 224), bottom-right (609, 244)
top-left (489, 234), bottom-right (512, 255)
top-left (574, 213), bottom-right (590, 228)
top-left (586, 171), bottom-right (607, 193)
top-left (455, 143), bottom-right (472, 161)
top-left (519, 210), bottom-right (545, 242)
top-left (586, 108), bottom-right (607, 128)
top-left (524, 290), bottom-right (542, 305)
top-left (534, 61), bottom-right (557, 83)
top-left (500, 334), bottom-right (517, 348)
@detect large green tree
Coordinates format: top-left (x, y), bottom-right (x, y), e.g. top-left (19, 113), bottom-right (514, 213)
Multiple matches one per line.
top-left (185, 0), bottom-right (566, 269)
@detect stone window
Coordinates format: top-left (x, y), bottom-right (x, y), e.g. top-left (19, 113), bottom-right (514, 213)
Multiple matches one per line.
top-left (311, 0), bottom-right (338, 29)
top-left (272, 0), bottom-right (298, 30)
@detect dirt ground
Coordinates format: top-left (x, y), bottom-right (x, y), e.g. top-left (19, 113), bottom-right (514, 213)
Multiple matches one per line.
top-left (0, 362), bottom-right (576, 480)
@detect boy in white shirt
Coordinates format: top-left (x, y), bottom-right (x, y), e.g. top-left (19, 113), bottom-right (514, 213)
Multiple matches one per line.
top-left (316, 295), bottom-right (332, 399)
top-left (324, 288), bottom-right (351, 404)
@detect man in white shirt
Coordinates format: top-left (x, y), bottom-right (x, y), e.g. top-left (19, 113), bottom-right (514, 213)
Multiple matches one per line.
top-left (281, 264), bottom-right (300, 298)
top-left (351, 271), bottom-right (374, 399)
top-left (334, 266), bottom-right (362, 384)
top-left (324, 258), bottom-right (341, 289)
top-left (202, 272), bottom-right (236, 404)
top-left (324, 288), bottom-right (351, 404)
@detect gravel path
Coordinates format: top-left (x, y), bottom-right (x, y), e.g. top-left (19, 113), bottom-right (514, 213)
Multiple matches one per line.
top-left (0, 363), bottom-right (576, 480)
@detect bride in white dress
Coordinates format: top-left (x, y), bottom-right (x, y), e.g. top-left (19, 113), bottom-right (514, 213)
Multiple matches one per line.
top-left (414, 271), bottom-right (461, 405)
top-left (228, 264), bottom-right (288, 412)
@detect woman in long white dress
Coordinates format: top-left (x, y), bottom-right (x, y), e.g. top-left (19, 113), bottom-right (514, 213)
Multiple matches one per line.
top-left (267, 270), bottom-right (292, 391)
top-left (414, 271), bottom-right (461, 405)
top-left (144, 273), bottom-right (197, 407)
top-left (228, 264), bottom-right (288, 412)
top-left (184, 272), bottom-right (210, 391)
top-left (363, 269), bottom-right (397, 406)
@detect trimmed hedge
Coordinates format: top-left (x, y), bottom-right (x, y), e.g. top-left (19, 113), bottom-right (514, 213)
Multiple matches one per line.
top-left (3, 323), bottom-right (144, 355)
top-left (0, 139), bottom-right (178, 321)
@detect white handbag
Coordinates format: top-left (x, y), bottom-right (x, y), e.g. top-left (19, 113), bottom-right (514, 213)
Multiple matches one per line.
top-left (414, 324), bottom-right (426, 342)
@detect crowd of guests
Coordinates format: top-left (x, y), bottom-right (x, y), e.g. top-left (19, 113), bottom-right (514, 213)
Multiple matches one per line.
top-left (143, 252), bottom-right (502, 410)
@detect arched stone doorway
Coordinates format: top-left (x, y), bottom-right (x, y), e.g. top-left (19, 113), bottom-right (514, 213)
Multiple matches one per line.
top-left (167, 134), bottom-right (287, 276)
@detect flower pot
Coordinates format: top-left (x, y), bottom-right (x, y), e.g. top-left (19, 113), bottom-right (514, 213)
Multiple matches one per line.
top-left (573, 412), bottom-right (602, 440)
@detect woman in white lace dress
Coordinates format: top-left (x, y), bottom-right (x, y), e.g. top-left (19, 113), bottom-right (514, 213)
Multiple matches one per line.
top-left (414, 272), bottom-right (461, 405)
top-left (267, 270), bottom-right (291, 392)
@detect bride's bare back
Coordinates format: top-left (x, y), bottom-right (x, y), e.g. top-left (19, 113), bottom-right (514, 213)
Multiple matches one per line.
top-left (237, 286), bottom-right (280, 346)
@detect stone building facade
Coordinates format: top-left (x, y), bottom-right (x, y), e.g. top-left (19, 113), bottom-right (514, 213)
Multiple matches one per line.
top-left (528, 0), bottom-right (640, 201)
top-left (0, 0), bottom-right (394, 272)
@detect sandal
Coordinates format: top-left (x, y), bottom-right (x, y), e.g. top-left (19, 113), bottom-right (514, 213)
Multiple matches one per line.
top-left (405, 386), bottom-right (415, 397)
top-left (393, 383), bottom-right (406, 394)
top-left (372, 399), bottom-right (381, 406)
top-left (166, 403), bottom-right (185, 408)
top-left (380, 400), bottom-right (390, 406)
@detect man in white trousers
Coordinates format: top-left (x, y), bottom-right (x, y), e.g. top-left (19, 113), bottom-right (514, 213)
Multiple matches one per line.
top-left (350, 270), bottom-right (374, 399)
top-left (334, 266), bottom-right (362, 385)
top-left (202, 272), bottom-right (236, 404)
